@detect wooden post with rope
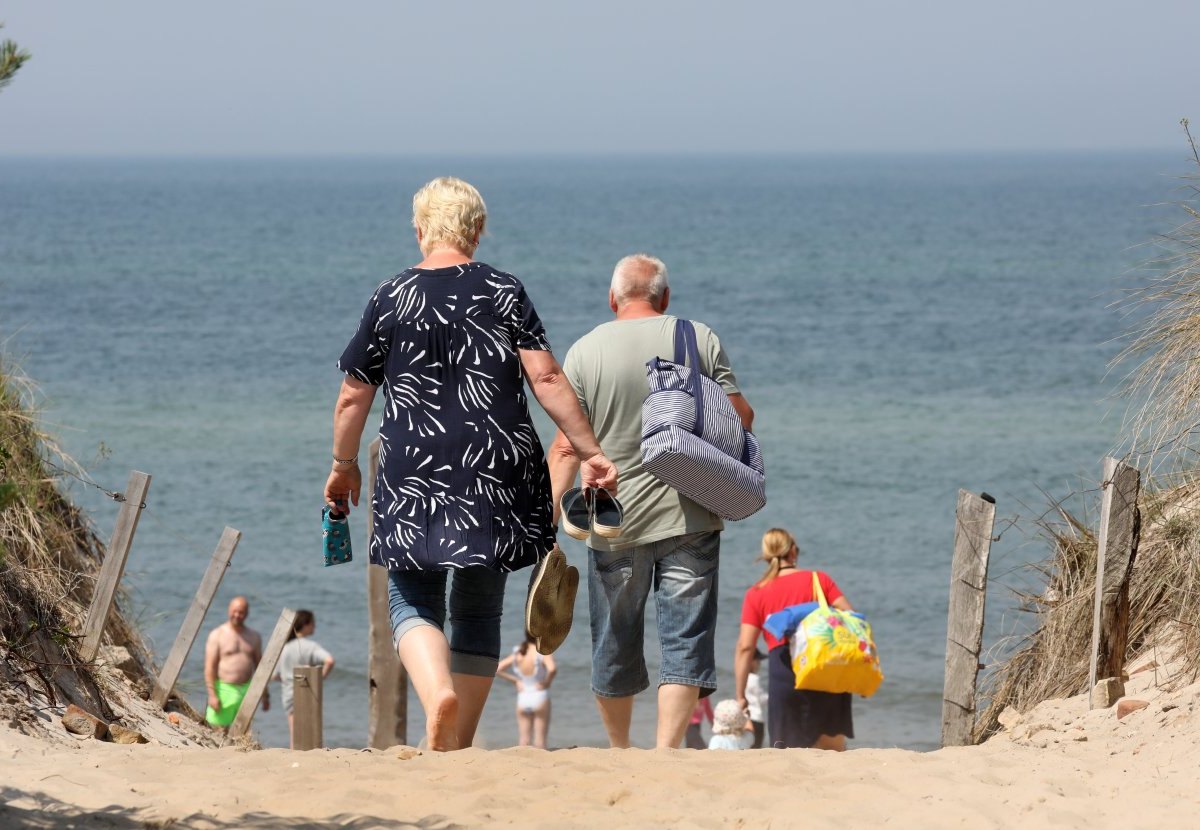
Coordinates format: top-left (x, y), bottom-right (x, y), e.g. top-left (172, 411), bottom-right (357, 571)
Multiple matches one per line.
top-left (80, 471), bottom-right (152, 663)
top-left (151, 527), bottom-right (241, 707)
top-left (941, 489), bottom-right (996, 747)
top-left (366, 437), bottom-right (408, 748)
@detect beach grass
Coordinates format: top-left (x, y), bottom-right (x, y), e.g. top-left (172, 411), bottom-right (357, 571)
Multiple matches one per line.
top-left (977, 126), bottom-right (1200, 738)
top-left (1115, 119), bottom-right (1200, 470)
top-left (0, 356), bottom-right (158, 721)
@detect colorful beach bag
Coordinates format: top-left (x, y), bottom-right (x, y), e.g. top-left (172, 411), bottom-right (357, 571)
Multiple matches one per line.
top-left (790, 574), bottom-right (883, 697)
top-left (640, 319), bottom-right (766, 521)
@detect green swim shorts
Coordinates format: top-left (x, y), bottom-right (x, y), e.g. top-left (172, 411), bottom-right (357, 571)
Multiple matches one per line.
top-left (205, 679), bottom-right (250, 728)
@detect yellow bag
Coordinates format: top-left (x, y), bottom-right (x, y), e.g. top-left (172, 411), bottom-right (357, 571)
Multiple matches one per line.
top-left (790, 574), bottom-right (883, 697)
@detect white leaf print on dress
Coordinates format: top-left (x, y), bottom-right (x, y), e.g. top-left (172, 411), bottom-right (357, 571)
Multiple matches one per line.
top-left (385, 339), bottom-right (447, 437)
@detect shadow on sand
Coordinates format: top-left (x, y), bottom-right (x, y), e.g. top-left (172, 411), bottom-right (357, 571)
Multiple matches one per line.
top-left (0, 787), bottom-right (462, 829)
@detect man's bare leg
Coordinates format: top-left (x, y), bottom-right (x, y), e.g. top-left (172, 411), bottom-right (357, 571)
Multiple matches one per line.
top-left (397, 626), bottom-right (458, 751)
top-left (595, 694), bottom-right (634, 748)
top-left (451, 673), bottom-right (493, 748)
top-left (656, 683), bottom-right (700, 749)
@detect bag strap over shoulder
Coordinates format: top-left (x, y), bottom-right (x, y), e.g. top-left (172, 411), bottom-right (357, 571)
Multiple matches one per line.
top-left (673, 319), bottom-right (705, 437)
top-left (672, 318), bottom-right (698, 367)
top-left (812, 572), bottom-right (830, 610)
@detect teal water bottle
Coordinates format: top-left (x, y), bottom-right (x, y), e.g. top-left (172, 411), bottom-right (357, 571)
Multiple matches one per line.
top-left (322, 503), bottom-right (352, 567)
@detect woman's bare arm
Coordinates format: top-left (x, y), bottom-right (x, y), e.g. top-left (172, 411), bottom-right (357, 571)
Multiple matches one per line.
top-left (518, 349), bottom-right (616, 493)
top-left (324, 377), bottom-right (378, 511)
top-left (734, 623), bottom-right (760, 713)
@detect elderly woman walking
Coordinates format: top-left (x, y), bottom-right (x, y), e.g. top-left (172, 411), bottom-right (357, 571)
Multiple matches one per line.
top-left (325, 177), bottom-right (616, 751)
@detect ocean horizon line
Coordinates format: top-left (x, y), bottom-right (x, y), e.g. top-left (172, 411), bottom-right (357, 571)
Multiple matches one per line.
top-left (0, 147), bottom-right (1182, 163)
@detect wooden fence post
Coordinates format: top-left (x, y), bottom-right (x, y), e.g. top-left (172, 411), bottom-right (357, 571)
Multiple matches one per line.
top-left (366, 437), bottom-right (408, 749)
top-left (292, 665), bottom-right (323, 750)
top-left (1087, 457), bottom-right (1141, 707)
top-left (151, 527), bottom-right (241, 707)
top-left (228, 608), bottom-right (296, 739)
top-left (80, 471), bottom-right (152, 662)
top-left (941, 489), bottom-right (996, 747)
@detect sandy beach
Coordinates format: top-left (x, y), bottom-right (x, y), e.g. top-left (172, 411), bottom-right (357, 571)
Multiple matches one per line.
top-left (4, 6), bottom-right (1198, 829)
top-left (3, 665), bottom-right (1198, 830)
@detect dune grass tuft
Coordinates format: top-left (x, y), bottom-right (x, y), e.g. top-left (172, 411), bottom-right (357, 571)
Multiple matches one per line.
top-left (1115, 119), bottom-right (1200, 470)
top-left (976, 477), bottom-right (1200, 741)
top-left (0, 355), bottom-right (157, 716)
top-left (978, 128), bottom-right (1200, 738)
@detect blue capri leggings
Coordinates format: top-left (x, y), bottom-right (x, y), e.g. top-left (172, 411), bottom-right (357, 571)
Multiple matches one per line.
top-left (387, 567), bottom-right (508, 677)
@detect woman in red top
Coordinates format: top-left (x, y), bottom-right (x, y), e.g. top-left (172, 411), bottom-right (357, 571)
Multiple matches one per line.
top-left (734, 528), bottom-right (854, 750)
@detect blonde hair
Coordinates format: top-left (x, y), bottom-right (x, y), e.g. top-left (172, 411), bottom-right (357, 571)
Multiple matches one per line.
top-left (755, 527), bottom-right (797, 588)
top-left (412, 177), bottom-right (487, 256)
top-left (610, 253), bottom-right (669, 307)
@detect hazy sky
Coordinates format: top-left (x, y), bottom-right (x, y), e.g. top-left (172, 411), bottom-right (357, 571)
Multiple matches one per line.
top-left (1, 1), bottom-right (1196, 156)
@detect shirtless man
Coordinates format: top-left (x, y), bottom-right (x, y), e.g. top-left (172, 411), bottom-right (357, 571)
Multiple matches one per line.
top-left (204, 596), bottom-right (267, 729)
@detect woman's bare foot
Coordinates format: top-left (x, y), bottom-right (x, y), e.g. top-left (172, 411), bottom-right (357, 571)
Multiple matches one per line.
top-left (427, 688), bottom-right (459, 751)
top-left (814, 733), bottom-right (847, 752)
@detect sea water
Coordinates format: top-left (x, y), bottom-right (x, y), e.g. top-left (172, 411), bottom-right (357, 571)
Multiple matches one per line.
top-left (0, 153), bottom-right (1180, 750)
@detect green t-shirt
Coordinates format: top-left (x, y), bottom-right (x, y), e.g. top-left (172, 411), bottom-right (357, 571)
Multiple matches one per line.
top-left (562, 315), bottom-right (740, 552)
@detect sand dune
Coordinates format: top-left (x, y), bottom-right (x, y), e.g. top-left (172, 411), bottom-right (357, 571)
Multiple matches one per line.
top-left (3, 669), bottom-right (1199, 830)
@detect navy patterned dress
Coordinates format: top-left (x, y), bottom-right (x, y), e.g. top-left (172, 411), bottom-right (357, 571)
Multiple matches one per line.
top-left (338, 262), bottom-right (556, 572)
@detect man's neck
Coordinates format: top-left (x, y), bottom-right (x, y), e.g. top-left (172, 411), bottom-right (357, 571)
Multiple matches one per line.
top-left (615, 301), bottom-right (664, 320)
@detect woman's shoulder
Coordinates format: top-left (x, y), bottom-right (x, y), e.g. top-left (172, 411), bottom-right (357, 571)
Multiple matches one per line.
top-left (468, 261), bottom-right (521, 284)
top-left (746, 570), bottom-right (821, 602)
top-left (748, 570), bottom-right (808, 590)
top-left (365, 263), bottom-right (527, 312)
top-left (743, 581), bottom-right (766, 599)
top-left (367, 269), bottom-right (421, 299)
top-left (373, 261), bottom-right (510, 289)
top-left (441, 262), bottom-right (534, 302)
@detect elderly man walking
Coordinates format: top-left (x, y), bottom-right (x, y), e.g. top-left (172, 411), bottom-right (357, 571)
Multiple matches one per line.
top-left (548, 253), bottom-right (753, 749)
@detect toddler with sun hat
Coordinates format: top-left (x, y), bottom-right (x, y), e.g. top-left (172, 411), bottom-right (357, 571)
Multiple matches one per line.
top-left (708, 699), bottom-right (754, 750)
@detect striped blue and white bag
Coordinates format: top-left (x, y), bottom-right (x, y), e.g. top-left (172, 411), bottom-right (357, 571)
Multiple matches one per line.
top-left (640, 319), bottom-right (766, 521)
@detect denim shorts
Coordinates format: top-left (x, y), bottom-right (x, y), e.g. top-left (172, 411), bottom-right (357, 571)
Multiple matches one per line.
top-left (387, 566), bottom-right (508, 677)
top-left (588, 530), bottom-right (720, 697)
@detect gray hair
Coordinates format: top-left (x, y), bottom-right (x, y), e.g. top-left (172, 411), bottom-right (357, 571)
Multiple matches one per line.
top-left (610, 254), bottom-right (669, 307)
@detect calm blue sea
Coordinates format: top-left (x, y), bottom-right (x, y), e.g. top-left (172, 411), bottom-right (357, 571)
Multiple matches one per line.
top-left (0, 153), bottom-right (1179, 751)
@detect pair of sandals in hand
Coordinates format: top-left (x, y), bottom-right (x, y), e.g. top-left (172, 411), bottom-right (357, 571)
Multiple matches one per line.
top-left (559, 486), bottom-right (624, 541)
top-left (524, 487), bottom-right (625, 655)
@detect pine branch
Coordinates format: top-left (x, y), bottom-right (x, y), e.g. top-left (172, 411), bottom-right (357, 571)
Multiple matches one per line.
top-left (0, 23), bottom-right (31, 93)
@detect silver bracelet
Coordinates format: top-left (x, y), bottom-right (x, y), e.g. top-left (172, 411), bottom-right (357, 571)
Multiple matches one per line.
top-left (332, 453), bottom-right (359, 466)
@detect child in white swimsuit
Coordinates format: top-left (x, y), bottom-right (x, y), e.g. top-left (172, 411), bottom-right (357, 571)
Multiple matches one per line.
top-left (496, 637), bottom-right (557, 748)
top-left (515, 650), bottom-right (549, 713)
